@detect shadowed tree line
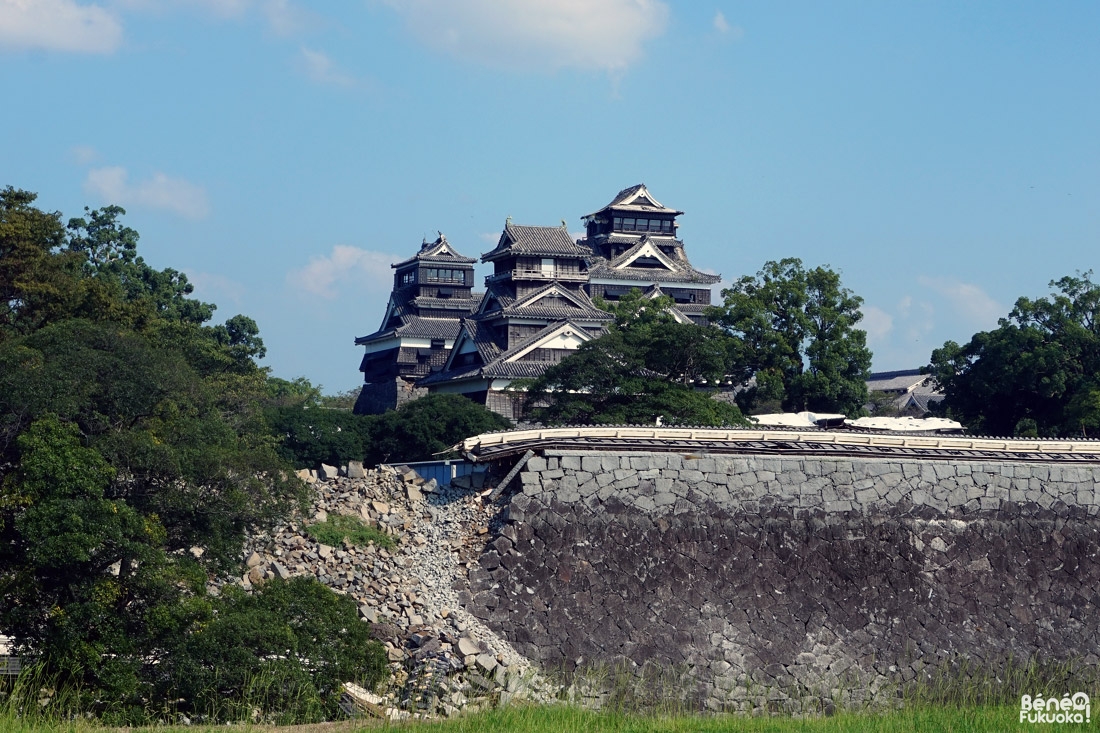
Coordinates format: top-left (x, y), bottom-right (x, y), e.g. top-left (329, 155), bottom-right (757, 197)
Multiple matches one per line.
top-left (0, 187), bottom-right (392, 724)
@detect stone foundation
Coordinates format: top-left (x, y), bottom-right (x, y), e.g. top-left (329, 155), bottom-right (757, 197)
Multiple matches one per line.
top-left (463, 452), bottom-right (1100, 710)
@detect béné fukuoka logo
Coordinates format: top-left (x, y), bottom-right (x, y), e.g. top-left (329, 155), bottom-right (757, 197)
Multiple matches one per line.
top-left (1020, 693), bottom-right (1090, 724)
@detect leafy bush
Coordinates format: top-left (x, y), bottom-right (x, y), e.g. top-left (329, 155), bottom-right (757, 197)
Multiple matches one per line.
top-left (305, 514), bottom-right (394, 550)
top-left (363, 393), bottom-right (511, 464)
top-left (158, 576), bottom-right (387, 724)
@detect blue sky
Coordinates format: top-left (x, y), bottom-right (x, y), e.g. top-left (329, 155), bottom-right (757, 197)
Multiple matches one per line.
top-left (3, 1), bottom-right (1098, 393)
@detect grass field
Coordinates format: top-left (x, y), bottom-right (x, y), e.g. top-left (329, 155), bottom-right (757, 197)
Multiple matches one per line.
top-left (1, 702), bottom-right (1090, 733)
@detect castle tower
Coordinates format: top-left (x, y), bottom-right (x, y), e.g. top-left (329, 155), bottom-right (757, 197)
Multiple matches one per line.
top-left (353, 234), bottom-right (482, 414)
top-left (420, 222), bottom-right (612, 419)
top-left (581, 184), bottom-right (720, 324)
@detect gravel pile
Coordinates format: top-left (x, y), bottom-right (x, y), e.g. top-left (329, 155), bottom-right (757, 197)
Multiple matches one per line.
top-left (219, 463), bottom-right (557, 720)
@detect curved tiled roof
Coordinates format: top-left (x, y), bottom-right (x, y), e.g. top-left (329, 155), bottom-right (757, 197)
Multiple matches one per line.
top-left (355, 316), bottom-right (463, 345)
top-left (392, 233), bottom-right (477, 268)
top-left (584, 183), bottom-right (683, 218)
top-left (482, 223), bottom-right (592, 261)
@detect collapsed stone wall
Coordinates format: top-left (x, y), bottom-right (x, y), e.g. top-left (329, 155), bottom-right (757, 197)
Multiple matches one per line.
top-left (462, 452), bottom-right (1100, 711)
top-left (353, 378), bottom-right (427, 415)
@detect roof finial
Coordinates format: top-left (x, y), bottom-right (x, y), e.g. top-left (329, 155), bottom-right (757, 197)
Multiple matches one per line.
top-left (505, 216), bottom-right (512, 226)
top-left (561, 218), bottom-right (568, 228)
top-left (437, 230), bottom-right (446, 243)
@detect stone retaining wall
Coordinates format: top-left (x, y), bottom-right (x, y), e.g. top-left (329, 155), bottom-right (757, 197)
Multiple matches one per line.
top-left (462, 451), bottom-right (1100, 710)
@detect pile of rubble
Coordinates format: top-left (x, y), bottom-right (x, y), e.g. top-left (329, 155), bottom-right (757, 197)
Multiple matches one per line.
top-left (221, 462), bottom-right (557, 720)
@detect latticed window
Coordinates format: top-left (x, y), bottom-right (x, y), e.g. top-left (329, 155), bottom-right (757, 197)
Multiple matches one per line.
top-left (422, 268), bottom-right (466, 284)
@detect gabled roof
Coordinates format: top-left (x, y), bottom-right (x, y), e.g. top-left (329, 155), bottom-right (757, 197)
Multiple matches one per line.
top-left (613, 239), bottom-right (678, 271)
top-left (587, 237), bottom-right (721, 284)
top-left (584, 183), bottom-right (683, 218)
top-left (488, 281), bottom-right (613, 323)
top-left (393, 233), bottom-right (477, 268)
top-left (482, 222), bottom-right (592, 261)
top-left (422, 319), bottom-right (600, 385)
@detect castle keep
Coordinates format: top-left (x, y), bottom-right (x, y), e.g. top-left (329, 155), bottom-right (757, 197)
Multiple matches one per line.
top-left (354, 185), bottom-right (719, 417)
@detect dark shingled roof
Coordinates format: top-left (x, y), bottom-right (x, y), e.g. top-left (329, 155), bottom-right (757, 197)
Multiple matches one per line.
top-left (482, 222), bottom-right (592, 261)
top-left (409, 294), bottom-right (483, 311)
top-left (584, 183), bottom-right (683, 218)
top-left (421, 319), bottom-right (603, 386)
top-left (587, 237), bottom-right (720, 284)
top-left (392, 233), bottom-right (477, 268)
top-left (355, 316), bottom-right (462, 345)
top-left (489, 282), bottom-right (612, 322)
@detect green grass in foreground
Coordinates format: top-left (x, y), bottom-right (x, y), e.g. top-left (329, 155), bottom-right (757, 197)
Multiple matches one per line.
top-left (2, 703), bottom-right (1091, 733)
top-left (305, 513), bottom-right (395, 549)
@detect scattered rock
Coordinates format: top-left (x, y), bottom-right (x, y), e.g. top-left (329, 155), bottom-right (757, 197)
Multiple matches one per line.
top-left (223, 464), bottom-right (549, 721)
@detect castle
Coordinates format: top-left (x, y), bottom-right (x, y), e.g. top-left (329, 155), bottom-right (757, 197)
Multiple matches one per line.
top-left (354, 185), bottom-right (720, 418)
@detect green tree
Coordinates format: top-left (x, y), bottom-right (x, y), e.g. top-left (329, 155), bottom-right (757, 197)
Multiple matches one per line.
top-left (267, 405), bottom-right (375, 468)
top-left (0, 188), bottom-right (370, 723)
top-left (365, 393), bottom-right (511, 464)
top-left (926, 272), bottom-right (1100, 437)
top-left (520, 291), bottom-right (748, 426)
top-left (711, 258), bottom-right (872, 416)
top-left (161, 577), bottom-right (387, 724)
top-left (67, 205), bottom-right (216, 326)
top-left (0, 188), bottom-right (83, 340)
top-left (0, 415), bottom-right (209, 720)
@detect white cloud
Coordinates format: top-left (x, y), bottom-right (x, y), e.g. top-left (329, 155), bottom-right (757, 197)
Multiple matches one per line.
top-left (917, 276), bottom-right (1003, 329)
top-left (860, 305), bottom-right (893, 343)
top-left (383, 0), bottom-right (669, 73)
top-left (261, 0), bottom-right (315, 36)
top-left (288, 245), bottom-right (399, 299)
top-left (0, 0), bottom-right (123, 53)
top-left (297, 46), bottom-right (354, 86)
top-left (84, 166), bottom-right (210, 219)
top-left (712, 9), bottom-right (742, 39)
top-left (70, 144), bottom-right (100, 165)
top-left (111, 0), bottom-right (250, 19)
top-left (113, 0), bottom-right (313, 34)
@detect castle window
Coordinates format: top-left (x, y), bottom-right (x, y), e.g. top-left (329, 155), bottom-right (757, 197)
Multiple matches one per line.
top-left (423, 268), bottom-right (466, 284)
top-left (400, 270), bottom-right (415, 285)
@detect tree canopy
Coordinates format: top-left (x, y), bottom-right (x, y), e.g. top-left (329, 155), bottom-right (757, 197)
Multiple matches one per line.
top-left (266, 391), bottom-right (511, 468)
top-left (926, 272), bottom-right (1100, 437)
top-left (710, 258), bottom-right (872, 416)
top-left (519, 291), bottom-right (747, 426)
top-left (0, 188), bottom-right (383, 723)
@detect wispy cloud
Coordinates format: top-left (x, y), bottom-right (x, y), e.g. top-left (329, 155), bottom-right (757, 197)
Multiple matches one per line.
top-left (261, 0), bottom-right (316, 36)
top-left (84, 166), bottom-right (210, 219)
top-left (860, 304), bottom-right (894, 344)
top-left (297, 46), bottom-right (354, 86)
top-left (713, 10), bottom-right (729, 33)
top-left (70, 144), bottom-right (100, 165)
top-left (0, 0), bottom-right (123, 53)
top-left (382, 0), bottom-right (669, 73)
top-left (917, 276), bottom-right (1003, 329)
top-left (288, 245), bottom-right (399, 299)
top-left (712, 10), bottom-right (743, 39)
top-left (113, 0), bottom-right (314, 34)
